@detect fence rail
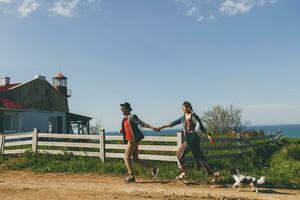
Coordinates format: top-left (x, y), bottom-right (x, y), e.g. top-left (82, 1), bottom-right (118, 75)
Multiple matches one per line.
top-left (0, 129), bottom-right (282, 162)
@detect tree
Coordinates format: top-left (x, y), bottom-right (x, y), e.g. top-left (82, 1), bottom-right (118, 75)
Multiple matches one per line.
top-left (201, 105), bottom-right (243, 134)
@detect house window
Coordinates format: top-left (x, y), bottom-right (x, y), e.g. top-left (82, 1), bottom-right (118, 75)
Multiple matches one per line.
top-left (3, 114), bottom-right (11, 130)
top-left (54, 79), bottom-right (67, 87)
top-left (3, 112), bottom-right (21, 133)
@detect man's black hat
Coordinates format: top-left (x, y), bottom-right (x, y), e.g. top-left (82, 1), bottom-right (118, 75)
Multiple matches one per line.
top-left (120, 102), bottom-right (132, 111)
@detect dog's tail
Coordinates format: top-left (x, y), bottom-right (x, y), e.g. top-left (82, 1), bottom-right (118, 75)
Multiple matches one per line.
top-left (257, 176), bottom-right (266, 185)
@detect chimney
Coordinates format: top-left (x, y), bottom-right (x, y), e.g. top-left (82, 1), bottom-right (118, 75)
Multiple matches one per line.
top-left (0, 77), bottom-right (10, 86)
top-left (34, 75), bottom-right (46, 80)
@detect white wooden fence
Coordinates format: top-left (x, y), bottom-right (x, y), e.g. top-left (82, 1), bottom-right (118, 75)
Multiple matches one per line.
top-left (0, 129), bottom-right (182, 162)
top-left (0, 129), bottom-right (282, 162)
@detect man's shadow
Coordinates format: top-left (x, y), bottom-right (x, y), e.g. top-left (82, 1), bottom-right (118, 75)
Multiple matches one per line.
top-left (135, 180), bottom-right (180, 184)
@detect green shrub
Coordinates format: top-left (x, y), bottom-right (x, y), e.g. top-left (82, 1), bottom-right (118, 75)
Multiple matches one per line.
top-left (0, 155), bottom-right (4, 164)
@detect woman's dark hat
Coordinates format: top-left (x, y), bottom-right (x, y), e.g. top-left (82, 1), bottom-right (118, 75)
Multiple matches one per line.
top-left (120, 102), bottom-right (132, 111)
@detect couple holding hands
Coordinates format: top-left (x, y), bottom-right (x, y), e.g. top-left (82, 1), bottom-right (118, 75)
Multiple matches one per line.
top-left (120, 101), bottom-right (220, 183)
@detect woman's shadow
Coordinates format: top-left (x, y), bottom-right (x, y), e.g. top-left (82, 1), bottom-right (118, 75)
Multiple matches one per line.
top-left (258, 189), bottom-right (295, 195)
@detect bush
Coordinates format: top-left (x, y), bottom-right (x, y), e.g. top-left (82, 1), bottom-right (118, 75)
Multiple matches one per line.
top-left (268, 144), bottom-right (300, 188)
top-left (0, 155), bottom-right (5, 164)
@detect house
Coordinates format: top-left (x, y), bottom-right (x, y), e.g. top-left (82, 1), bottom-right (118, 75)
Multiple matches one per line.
top-left (0, 73), bottom-right (92, 134)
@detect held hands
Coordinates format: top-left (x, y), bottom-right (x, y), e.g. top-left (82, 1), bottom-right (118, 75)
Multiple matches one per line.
top-left (156, 125), bottom-right (171, 132)
top-left (153, 127), bottom-right (162, 132)
top-left (153, 125), bottom-right (169, 132)
top-left (153, 126), bottom-right (165, 132)
top-left (153, 127), bottom-right (160, 132)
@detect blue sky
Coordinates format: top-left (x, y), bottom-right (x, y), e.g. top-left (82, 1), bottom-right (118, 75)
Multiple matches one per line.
top-left (1, 0), bottom-right (300, 131)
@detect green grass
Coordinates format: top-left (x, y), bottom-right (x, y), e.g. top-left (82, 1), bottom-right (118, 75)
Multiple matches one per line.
top-left (0, 137), bottom-right (299, 189)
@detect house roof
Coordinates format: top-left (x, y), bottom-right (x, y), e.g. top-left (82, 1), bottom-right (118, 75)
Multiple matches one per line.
top-left (0, 84), bottom-right (20, 92)
top-left (0, 98), bottom-right (25, 109)
top-left (0, 83), bottom-right (25, 109)
top-left (54, 73), bottom-right (67, 79)
top-left (67, 112), bottom-right (92, 123)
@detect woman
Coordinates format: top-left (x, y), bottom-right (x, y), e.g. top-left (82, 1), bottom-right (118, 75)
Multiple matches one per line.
top-left (158, 101), bottom-right (220, 181)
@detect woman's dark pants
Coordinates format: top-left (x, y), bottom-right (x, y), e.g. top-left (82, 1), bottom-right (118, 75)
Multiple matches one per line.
top-left (176, 133), bottom-right (215, 175)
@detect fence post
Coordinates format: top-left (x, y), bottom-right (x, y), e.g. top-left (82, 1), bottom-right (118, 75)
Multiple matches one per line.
top-left (236, 132), bottom-right (242, 154)
top-left (32, 128), bottom-right (39, 154)
top-left (0, 134), bottom-right (5, 155)
top-left (176, 131), bottom-right (183, 166)
top-left (99, 129), bottom-right (105, 162)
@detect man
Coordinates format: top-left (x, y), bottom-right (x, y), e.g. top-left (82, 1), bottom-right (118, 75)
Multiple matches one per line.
top-left (120, 102), bottom-right (159, 183)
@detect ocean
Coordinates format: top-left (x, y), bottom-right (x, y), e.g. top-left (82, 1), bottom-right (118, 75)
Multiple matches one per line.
top-left (108, 124), bottom-right (300, 138)
top-left (247, 124), bottom-right (300, 138)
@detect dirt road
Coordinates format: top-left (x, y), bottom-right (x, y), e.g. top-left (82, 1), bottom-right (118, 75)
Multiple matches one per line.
top-left (0, 170), bottom-right (299, 200)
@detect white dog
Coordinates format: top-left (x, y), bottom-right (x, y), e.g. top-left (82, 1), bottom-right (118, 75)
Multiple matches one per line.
top-left (231, 169), bottom-right (266, 193)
